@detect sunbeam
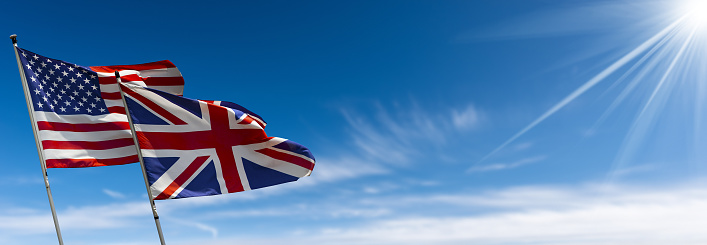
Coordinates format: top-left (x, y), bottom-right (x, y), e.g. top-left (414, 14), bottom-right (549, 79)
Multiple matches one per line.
top-left (477, 15), bottom-right (686, 164)
top-left (608, 24), bottom-right (699, 180)
top-left (479, 0), bottom-right (707, 180)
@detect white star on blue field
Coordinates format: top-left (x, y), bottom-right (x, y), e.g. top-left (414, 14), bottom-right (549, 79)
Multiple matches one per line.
top-left (2, 1), bottom-right (707, 244)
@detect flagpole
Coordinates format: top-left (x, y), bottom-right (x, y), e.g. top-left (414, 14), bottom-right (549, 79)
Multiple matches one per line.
top-left (115, 71), bottom-right (167, 245)
top-left (9, 34), bottom-right (65, 245)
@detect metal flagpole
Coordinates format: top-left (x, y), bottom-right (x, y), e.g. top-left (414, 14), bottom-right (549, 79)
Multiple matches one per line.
top-left (10, 34), bottom-right (65, 245)
top-left (115, 71), bottom-right (167, 245)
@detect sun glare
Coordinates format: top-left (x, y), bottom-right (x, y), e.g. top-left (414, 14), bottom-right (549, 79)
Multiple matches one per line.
top-left (680, 0), bottom-right (707, 28)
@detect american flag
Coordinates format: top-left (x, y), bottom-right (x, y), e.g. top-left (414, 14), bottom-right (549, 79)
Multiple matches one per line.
top-left (16, 47), bottom-right (185, 168)
top-left (120, 84), bottom-right (315, 200)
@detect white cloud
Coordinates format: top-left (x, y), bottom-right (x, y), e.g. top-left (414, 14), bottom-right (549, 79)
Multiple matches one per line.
top-left (451, 105), bottom-right (481, 130)
top-left (169, 181), bottom-right (707, 245)
top-left (5, 181), bottom-right (707, 245)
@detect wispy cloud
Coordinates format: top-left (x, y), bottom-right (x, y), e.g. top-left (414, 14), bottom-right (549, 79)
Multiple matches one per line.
top-left (0, 175), bottom-right (44, 185)
top-left (467, 155), bottom-right (546, 173)
top-left (0, 201), bottom-right (152, 238)
top-left (169, 218), bottom-right (219, 238)
top-left (341, 102), bottom-right (483, 165)
top-left (103, 189), bottom-right (127, 199)
top-left (457, 1), bottom-right (668, 41)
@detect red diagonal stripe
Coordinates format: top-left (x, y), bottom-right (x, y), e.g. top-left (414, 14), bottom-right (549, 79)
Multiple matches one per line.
top-left (255, 148), bottom-right (315, 170)
top-left (155, 156), bottom-right (210, 200)
top-left (238, 115), bottom-right (254, 125)
top-left (122, 84), bottom-right (186, 125)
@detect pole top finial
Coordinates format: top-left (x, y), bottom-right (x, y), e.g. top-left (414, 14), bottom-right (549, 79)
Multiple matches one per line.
top-left (10, 34), bottom-right (17, 44)
top-left (114, 70), bottom-right (120, 77)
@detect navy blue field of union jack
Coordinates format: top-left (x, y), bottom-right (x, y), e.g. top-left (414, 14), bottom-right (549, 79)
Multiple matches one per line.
top-left (120, 83), bottom-right (315, 200)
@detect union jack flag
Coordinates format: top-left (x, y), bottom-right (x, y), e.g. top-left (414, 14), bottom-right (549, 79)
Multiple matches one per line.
top-left (120, 84), bottom-right (315, 199)
top-left (16, 47), bottom-right (184, 168)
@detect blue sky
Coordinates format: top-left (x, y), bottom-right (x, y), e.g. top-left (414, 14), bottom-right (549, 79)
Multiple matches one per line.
top-left (3, 0), bottom-right (707, 244)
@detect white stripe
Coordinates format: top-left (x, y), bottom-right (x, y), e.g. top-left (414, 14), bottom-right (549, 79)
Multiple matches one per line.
top-left (95, 67), bottom-right (182, 78)
top-left (211, 151), bottom-right (230, 194)
top-left (44, 146), bottom-right (136, 160)
top-left (140, 149), bottom-right (216, 158)
top-left (39, 129), bottom-right (132, 142)
top-left (34, 111), bottom-right (128, 123)
top-left (104, 99), bottom-right (126, 109)
top-left (100, 83), bottom-right (119, 93)
top-left (235, 155), bottom-right (251, 191)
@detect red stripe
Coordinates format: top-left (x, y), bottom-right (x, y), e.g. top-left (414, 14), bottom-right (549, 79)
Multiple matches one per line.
top-left (46, 155), bottom-right (138, 168)
top-left (89, 60), bottom-right (177, 73)
top-left (42, 138), bottom-right (135, 150)
top-left (108, 106), bottom-right (126, 114)
top-left (37, 121), bottom-right (130, 132)
top-left (143, 77), bottom-right (185, 86)
top-left (101, 92), bottom-right (122, 100)
top-left (120, 74), bottom-right (184, 86)
top-left (135, 129), bottom-right (267, 150)
top-left (255, 148), bottom-right (315, 170)
top-left (210, 105), bottom-right (244, 193)
top-left (122, 84), bottom-right (186, 125)
top-left (98, 76), bottom-right (184, 86)
top-left (98, 77), bottom-right (117, 85)
top-left (155, 156), bottom-right (210, 200)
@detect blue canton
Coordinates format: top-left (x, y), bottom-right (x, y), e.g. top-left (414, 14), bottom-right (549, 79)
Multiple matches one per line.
top-left (18, 48), bottom-right (109, 115)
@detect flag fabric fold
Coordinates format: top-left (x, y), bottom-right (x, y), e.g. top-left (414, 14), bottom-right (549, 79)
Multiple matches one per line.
top-left (16, 47), bottom-right (185, 168)
top-left (120, 83), bottom-right (315, 200)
